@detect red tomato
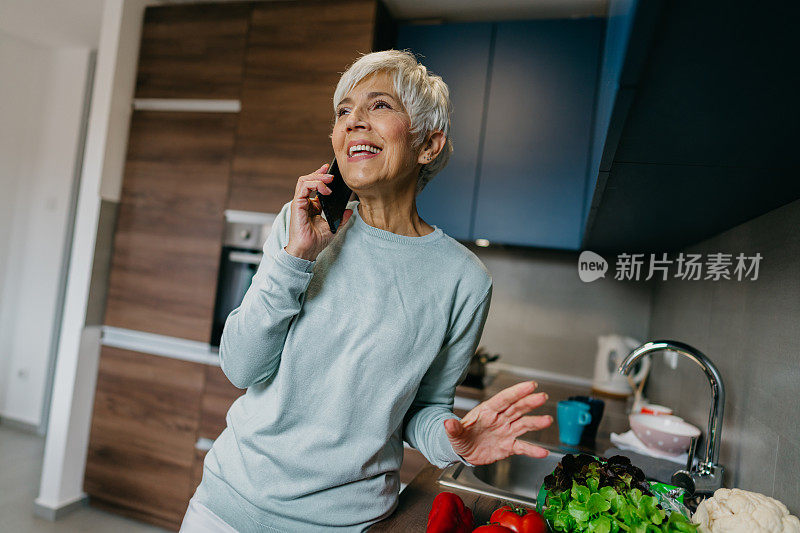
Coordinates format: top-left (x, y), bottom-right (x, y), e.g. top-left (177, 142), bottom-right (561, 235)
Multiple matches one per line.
top-left (472, 526), bottom-right (514, 533)
top-left (488, 505), bottom-right (547, 533)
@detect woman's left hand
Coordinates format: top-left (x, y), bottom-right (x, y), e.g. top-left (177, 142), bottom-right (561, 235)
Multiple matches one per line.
top-left (444, 381), bottom-right (553, 465)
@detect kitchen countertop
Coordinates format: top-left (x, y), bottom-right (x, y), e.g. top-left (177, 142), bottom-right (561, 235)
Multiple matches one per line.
top-left (369, 370), bottom-right (633, 531)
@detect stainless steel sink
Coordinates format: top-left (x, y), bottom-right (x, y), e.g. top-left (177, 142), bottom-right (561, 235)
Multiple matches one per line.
top-left (438, 445), bottom-right (687, 508)
top-left (438, 447), bottom-right (565, 507)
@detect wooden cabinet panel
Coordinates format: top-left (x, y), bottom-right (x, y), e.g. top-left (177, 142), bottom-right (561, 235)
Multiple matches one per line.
top-left (104, 111), bottom-right (237, 341)
top-left (85, 347), bottom-right (205, 531)
top-left (191, 447), bottom-right (207, 494)
top-left (135, 3), bottom-right (251, 99)
top-left (473, 20), bottom-right (603, 250)
top-left (191, 365), bottom-right (243, 495)
top-left (228, 0), bottom-right (383, 213)
top-left (199, 365), bottom-right (244, 440)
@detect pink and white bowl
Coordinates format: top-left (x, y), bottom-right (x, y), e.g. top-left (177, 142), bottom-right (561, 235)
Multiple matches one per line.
top-left (629, 413), bottom-right (701, 455)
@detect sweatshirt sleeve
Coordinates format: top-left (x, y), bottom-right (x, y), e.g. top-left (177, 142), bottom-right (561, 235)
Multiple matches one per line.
top-left (218, 201), bottom-right (315, 389)
top-left (402, 284), bottom-right (492, 468)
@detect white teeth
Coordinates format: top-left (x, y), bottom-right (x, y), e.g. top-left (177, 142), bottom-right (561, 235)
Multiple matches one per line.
top-left (348, 144), bottom-right (381, 156)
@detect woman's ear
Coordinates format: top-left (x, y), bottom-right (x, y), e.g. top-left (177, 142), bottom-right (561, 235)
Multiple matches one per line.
top-left (417, 131), bottom-right (446, 165)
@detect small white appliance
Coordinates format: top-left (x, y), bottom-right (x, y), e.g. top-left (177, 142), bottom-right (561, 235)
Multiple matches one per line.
top-left (591, 334), bottom-right (649, 397)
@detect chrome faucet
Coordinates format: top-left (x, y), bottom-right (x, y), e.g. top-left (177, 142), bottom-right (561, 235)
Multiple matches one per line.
top-left (618, 340), bottom-right (725, 495)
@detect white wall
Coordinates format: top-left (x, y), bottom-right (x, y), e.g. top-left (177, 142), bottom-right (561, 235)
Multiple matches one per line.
top-left (37, 0), bottom-right (151, 514)
top-left (0, 32), bottom-right (48, 419)
top-left (0, 0), bottom-right (104, 48)
top-left (0, 31), bottom-right (92, 426)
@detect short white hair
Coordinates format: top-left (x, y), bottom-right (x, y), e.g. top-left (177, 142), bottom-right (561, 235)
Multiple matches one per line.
top-left (333, 50), bottom-right (453, 195)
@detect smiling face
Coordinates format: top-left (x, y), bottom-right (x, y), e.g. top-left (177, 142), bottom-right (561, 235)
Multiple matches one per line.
top-left (331, 71), bottom-right (422, 195)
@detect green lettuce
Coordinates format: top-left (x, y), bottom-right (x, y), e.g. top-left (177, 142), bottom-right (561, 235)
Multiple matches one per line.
top-left (542, 454), bottom-right (697, 533)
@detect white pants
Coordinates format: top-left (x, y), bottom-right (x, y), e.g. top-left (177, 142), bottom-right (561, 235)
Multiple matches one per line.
top-left (180, 498), bottom-right (239, 533)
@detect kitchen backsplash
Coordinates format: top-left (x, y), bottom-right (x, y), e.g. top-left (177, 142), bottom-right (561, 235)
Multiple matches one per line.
top-left (470, 245), bottom-right (653, 380)
top-left (645, 198), bottom-right (800, 513)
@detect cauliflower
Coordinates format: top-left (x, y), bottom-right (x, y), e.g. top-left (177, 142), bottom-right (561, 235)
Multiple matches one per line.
top-left (692, 488), bottom-right (800, 533)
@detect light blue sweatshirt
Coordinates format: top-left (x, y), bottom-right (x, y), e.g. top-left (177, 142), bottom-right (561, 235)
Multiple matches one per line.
top-left (195, 200), bottom-right (492, 532)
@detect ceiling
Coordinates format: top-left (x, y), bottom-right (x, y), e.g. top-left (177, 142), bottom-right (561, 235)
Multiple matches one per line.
top-left (160, 0), bottom-right (608, 22)
top-left (381, 0), bottom-right (606, 22)
top-left (0, 0), bottom-right (104, 48)
top-left (0, 0), bottom-right (606, 50)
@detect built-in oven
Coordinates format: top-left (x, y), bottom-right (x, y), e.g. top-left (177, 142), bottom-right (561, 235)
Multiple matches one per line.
top-left (210, 210), bottom-right (277, 347)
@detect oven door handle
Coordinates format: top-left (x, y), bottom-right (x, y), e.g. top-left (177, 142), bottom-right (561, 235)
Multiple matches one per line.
top-left (228, 251), bottom-right (263, 265)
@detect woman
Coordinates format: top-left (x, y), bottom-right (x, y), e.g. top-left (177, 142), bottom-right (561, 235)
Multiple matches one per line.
top-left (182, 50), bottom-right (552, 532)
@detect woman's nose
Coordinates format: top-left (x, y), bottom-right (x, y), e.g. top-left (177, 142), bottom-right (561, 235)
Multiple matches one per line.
top-left (345, 106), bottom-right (369, 131)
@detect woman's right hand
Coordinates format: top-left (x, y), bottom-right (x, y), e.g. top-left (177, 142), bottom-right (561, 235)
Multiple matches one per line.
top-left (284, 163), bottom-right (353, 262)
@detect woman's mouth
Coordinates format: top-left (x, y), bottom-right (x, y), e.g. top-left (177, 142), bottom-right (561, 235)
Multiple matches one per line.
top-left (347, 144), bottom-right (382, 162)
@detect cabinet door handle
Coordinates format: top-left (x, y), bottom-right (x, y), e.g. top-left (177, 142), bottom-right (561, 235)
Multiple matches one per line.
top-left (228, 251), bottom-right (262, 265)
top-left (195, 437), bottom-right (215, 451)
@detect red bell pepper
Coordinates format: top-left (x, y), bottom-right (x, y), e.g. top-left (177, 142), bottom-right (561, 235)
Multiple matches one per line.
top-left (426, 491), bottom-right (474, 533)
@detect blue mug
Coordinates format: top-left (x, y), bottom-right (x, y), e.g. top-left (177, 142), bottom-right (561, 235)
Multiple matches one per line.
top-left (569, 395), bottom-right (605, 446)
top-left (557, 400), bottom-right (592, 446)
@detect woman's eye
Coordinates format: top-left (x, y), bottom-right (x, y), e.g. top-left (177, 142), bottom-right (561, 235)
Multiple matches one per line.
top-left (336, 100), bottom-right (391, 118)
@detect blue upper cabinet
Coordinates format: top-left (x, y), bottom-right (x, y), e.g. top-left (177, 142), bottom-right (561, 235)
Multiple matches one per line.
top-left (397, 23), bottom-right (493, 241)
top-left (473, 20), bottom-right (603, 249)
top-left (398, 19), bottom-right (603, 250)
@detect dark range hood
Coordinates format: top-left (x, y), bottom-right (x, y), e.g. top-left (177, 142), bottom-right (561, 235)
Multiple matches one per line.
top-left (583, 0), bottom-right (800, 253)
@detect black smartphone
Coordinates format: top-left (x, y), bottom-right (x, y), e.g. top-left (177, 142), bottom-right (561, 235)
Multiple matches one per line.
top-left (317, 155), bottom-right (353, 233)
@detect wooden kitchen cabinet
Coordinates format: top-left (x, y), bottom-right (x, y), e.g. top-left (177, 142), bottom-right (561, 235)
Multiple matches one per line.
top-left (227, 0), bottom-right (395, 213)
top-left (191, 366), bottom-right (245, 493)
top-left (85, 347), bottom-right (206, 531)
top-left (190, 446), bottom-right (208, 495)
top-left (199, 365), bottom-right (245, 440)
top-left (103, 111), bottom-right (237, 341)
top-left (135, 3), bottom-right (251, 99)
top-left (84, 350), bottom-right (244, 530)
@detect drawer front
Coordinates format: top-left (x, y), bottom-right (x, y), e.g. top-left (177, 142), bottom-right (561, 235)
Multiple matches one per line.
top-left (85, 347), bottom-right (205, 530)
